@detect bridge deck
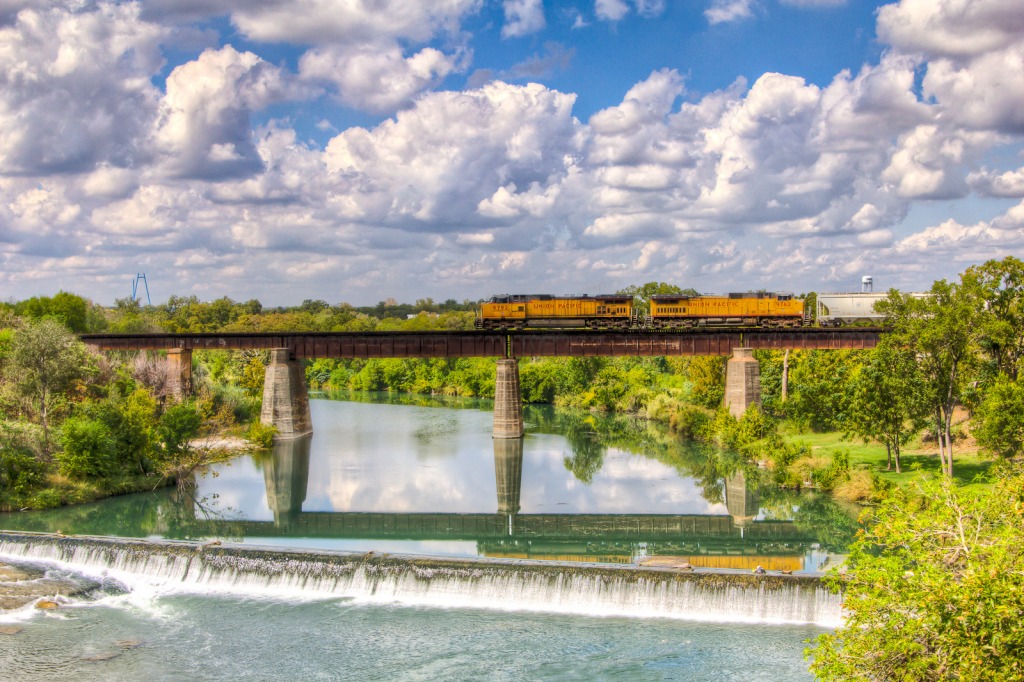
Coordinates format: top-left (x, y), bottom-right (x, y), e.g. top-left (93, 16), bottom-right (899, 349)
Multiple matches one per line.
top-left (82, 328), bottom-right (881, 357)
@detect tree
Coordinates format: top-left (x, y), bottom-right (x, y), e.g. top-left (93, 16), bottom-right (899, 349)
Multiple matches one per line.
top-left (973, 375), bottom-right (1024, 459)
top-left (787, 350), bottom-right (865, 432)
top-left (845, 339), bottom-right (930, 473)
top-left (808, 467), bottom-right (1024, 680)
top-left (5, 318), bottom-right (93, 451)
top-left (961, 256), bottom-right (1024, 380)
top-left (877, 281), bottom-right (980, 477)
top-left (155, 401), bottom-right (204, 489)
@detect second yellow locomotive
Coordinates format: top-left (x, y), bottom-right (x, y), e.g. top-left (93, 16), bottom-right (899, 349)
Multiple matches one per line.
top-left (649, 292), bottom-right (806, 328)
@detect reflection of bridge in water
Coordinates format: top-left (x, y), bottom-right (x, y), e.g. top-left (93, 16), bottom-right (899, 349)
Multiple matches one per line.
top-left (166, 436), bottom-right (820, 570)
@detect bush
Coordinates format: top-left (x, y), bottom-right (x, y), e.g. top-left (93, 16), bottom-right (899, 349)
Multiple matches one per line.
top-left (157, 402), bottom-right (202, 461)
top-left (668, 403), bottom-right (713, 439)
top-left (28, 488), bottom-right (63, 509)
top-left (832, 468), bottom-right (882, 503)
top-left (57, 416), bottom-right (116, 478)
top-left (0, 444), bottom-right (48, 501)
top-left (246, 421), bottom-right (277, 447)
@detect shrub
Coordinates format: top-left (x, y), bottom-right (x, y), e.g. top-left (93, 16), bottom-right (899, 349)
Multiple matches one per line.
top-left (57, 416), bottom-right (116, 478)
top-left (0, 444), bottom-right (48, 500)
top-left (832, 468), bottom-right (878, 503)
top-left (668, 403), bottom-right (713, 439)
top-left (246, 421), bottom-right (277, 447)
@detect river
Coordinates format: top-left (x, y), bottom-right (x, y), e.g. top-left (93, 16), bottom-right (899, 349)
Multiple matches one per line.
top-left (0, 394), bottom-right (849, 680)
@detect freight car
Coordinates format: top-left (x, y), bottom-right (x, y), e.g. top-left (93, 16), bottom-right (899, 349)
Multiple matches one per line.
top-left (648, 292), bottom-right (807, 328)
top-left (816, 293), bottom-right (888, 327)
top-left (816, 291), bottom-right (928, 326)
top-left (475, 294), bottom-right (634, 329)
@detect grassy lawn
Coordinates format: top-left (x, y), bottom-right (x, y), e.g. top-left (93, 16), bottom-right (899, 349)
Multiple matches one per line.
top-left (784, 429), bottom-right (996, 493)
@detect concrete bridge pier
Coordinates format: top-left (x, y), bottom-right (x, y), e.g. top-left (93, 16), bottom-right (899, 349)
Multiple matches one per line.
top-left (261, 348), bottom-right (313, 439)
top-left (166, 349), bottom-right (193, 401)
top-left (493, 358), bottom-right (524, 438)
top-left (724, 348), bottom-right (761, 418)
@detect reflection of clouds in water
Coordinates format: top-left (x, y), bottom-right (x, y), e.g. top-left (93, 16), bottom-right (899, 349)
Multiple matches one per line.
top-left (197, 456), bottom-right (274, 520)
top-left (522, 442), bottom-right (726, 515)
top-left (197, 399), bottom-right (733, 518)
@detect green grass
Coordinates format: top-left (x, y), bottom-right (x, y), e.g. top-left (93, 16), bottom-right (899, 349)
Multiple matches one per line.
top-left (784, 429), bottom-right (996, 493)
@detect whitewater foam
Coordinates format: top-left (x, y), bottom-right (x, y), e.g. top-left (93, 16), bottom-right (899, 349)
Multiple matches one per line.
top-left (0, 532), bottom-right (843, 627)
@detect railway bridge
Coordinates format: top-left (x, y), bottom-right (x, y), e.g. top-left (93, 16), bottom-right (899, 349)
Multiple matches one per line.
top-left (81, 328), bottom-right (881, 439)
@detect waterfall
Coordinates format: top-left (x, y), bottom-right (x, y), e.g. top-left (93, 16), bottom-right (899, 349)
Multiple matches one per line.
top-left (0, 532), bottom-right (842, 627)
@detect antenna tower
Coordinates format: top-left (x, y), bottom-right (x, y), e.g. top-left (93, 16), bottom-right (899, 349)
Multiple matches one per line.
top-left (132, 273), bottom-right (151, 305)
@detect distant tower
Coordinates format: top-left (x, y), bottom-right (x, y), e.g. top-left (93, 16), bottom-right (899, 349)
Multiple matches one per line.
top-left (132, 273), bottom-right (151, 305)
top-left (861, 276), bottom-right (873, 293)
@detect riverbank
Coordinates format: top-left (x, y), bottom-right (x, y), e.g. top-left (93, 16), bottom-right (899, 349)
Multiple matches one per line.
top-left (1, 433), bottom-right (258, 513)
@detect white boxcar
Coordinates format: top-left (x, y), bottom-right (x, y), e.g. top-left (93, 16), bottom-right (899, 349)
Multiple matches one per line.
top-left (817, 292), bottom-right (889, 326)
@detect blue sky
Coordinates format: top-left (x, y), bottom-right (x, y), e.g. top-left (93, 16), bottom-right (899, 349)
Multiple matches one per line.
top-left (1, 0), bottom-right (1022, 306)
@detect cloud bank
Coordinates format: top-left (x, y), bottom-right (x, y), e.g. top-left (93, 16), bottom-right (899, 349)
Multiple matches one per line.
top-left (1, 0), bottom-right (1022, 305)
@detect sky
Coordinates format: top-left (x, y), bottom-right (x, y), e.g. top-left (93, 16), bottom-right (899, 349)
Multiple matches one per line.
top-left (1, 0), bottom-right (1023, 307)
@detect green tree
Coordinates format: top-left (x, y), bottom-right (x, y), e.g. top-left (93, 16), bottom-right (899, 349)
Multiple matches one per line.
top-left (157, 402), bottom-right (202, 461)
top-left (961, 256), bottom-right (1024, 380)
top-left (14, 291), bottom-right (94, 333)
top-left (973, 375), bottom-right (1024, 459)
top-left (844, 339), bottom-right (931, 473)
top-left (809, 468), bottom-right (1024, 680)
top-left (787, 350), bottom-right (865, 432)
top-left (877, 281), bottom-right (981, 477)
top-left (5, 318), bottom-right (93, 450)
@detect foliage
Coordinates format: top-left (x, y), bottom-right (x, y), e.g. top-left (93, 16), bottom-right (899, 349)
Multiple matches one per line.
top-left (0, 421), bottom-right (48, 505)
top-left (5, 318), bottom-right (95, 450)
top-left (246, 420), bottom-right (277, 447)
top-left (786, 350), bottom-right (865, 431)
top-left (57, 416), bottom-right (116, 478)
top-left (844, 339), bottom-right (931, 472)
top-left (157, 402), bottom-right (203, 462)
top-left (973, 374), bottom-right (1024, 458)
top-left (14, 291), bottom-right (105, 333)
top-left (808, 466), bottom-right (1024, 681)
top-left (961, 256), bottom-right (1024, 381)
top-left (877, 280), bottom-right (982, 477)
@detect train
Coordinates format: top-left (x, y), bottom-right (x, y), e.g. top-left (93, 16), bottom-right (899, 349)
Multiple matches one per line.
top-left (476, 292), bottom-right (810, 329)
top-left (475, 291), bottom-right (900, 330)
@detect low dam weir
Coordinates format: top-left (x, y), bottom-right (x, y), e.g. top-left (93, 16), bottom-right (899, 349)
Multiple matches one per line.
top-left (0, 532), bottom-right (842, 627)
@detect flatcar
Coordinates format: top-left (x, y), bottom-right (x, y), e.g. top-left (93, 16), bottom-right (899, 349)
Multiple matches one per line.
top-left (648, 292), bottom-right (807, 328)
top-left (475, 294), bottom-right (634, 329)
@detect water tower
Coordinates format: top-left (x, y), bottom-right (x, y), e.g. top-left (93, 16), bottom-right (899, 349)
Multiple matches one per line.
top-left (861, 275), bottom-right (873, 293)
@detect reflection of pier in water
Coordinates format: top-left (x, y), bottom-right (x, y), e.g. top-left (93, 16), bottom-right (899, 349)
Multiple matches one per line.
top-left (170, 435), bottom-right (819, 570)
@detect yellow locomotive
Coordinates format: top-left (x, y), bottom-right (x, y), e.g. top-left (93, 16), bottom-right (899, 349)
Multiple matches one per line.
top-left (475, 294), bottom-right (634, 329)
top-left (476, 292), bottom-right (808, 329)
top-left (649, 292), bottom-right (806, 328)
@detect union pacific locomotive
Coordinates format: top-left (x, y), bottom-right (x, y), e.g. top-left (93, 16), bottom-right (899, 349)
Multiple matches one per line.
top-left (475, 292), bottom-right (811, 330)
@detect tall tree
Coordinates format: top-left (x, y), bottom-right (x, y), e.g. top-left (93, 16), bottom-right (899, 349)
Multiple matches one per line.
top-left (5, 319), bottom-right (93, 452)
top-left (961, 256), bottom-right (1024, 380)
top-left (844, 338), bottom-right (930, 473)
top-left (877, 281), bottom-right (980, 477)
